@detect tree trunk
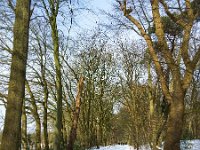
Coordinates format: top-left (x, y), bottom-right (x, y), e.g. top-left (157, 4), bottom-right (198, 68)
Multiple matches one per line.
top-left (51, 16), bottom-right (64, 150)
top-left (22, 99), bottom-right (28, 150)
top-left (164, 92), bottom-right (184, 150)
top-left (40, 0), bottom-right (64, 148)
top-left (25, 80), bottom-right (41, 150)
top-left (67, 77), bottom-right (84, 150)
top-left (43, 81), bottom-right (49, 150)
top-left (147, 58), bottom-right (158, 150)
top-left (35, 116), bottom-right (42, 150)
top-left (0, 0), bottom-right (31, 149)
top-left (38, 33), bottom-right (50, 150)
top-left (42, 71), bottom-right (49, 150)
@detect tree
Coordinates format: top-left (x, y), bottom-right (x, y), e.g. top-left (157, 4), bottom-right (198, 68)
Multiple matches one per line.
top-left (115, 40), bottom-right (162, 149)
top-left (0, 0), bottom-right (31, 149)
top-left (67, 76), bottom-right (84, 150)
top-left (25, 80), bottom-right (41, 150)
top-left (29, 20), bottom-right (51, 150)
top-left (66, 33), bottom-right (116, 149)
top-left (41, 0), bottom-right (64, 149)
top-left (117, 0), bottom-right (200, 149)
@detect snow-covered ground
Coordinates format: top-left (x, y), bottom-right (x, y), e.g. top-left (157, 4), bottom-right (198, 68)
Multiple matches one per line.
top-left (181, 140), bottom-right (200, 150)
top-left (89, 140), bottom-right (200, 150)
top-left (89, 145), bottom-right (135, 150)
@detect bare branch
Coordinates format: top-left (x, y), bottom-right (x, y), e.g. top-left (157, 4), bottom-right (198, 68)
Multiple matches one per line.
top-left (159, 0), bottom-right (186, 27)
top-left (8, 0), bottom-right (15, 12)
top-left (117, 0), bottom-right (173, 103)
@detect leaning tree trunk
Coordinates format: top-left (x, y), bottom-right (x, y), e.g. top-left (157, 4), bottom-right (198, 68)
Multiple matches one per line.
top-left (0, 0), bottom-right (31, 149)
top-left (67, 77), bottom-right (84, 150)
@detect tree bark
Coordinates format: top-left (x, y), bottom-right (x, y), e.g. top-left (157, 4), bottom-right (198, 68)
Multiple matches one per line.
top-left (22, 99), bottom-right (28, 150)
top-left (0, 0), bottom-right (31, 149)
top-left (164, 92), bottom-right (185, 150)
top-left (67, 77), bottom-right (84, 150)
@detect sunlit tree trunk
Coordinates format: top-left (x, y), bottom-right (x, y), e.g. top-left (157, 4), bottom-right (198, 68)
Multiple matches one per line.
top-left (67, 77), bottom-right (84, 150)
top-left (147, 58), bottom-right (157, 150)
top-left (0, 0), bottom-right (31, 149)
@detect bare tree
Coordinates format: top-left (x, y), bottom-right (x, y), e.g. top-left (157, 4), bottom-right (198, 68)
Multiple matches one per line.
top-left (40, 0), bottom-right (64, 149)
top-left (116, 0), bottom-right (200, 149)
top-left (0, 0), bottom-right (31, 149)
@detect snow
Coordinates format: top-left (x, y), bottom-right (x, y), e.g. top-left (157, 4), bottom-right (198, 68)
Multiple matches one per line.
top-left (89, 145), bottom-right (151, 150)
top-left (89, 145), bottom-right (135, 150)
top-left (89, 140), bottom-right (200, 150)
top-left (181, 140), bottom-right (200, 150)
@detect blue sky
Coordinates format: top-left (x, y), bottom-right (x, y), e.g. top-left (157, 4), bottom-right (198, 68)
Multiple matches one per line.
top-left (91, 0), bottom-right (113, 11)
top-left (74, 0), bottom-right (115, 30)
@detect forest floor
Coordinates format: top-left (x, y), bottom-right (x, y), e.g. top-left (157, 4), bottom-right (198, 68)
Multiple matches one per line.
top-left (89, 139), bottom-right (200, 150)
